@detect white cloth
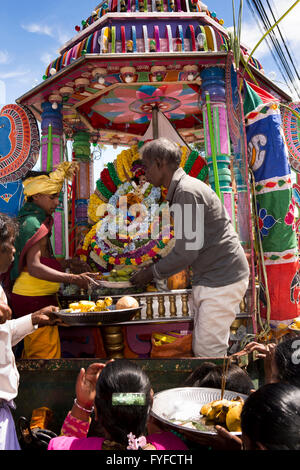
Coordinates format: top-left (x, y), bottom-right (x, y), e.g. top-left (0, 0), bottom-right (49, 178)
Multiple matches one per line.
top-left (192, 277), bottom-right (249, 357)
top-left (0, 285), bottom-right (7, 304)
top-left (0, 284), bottom-right (37, 450)
top-left (0, 285), bottom-right (37, 401)
top-left (0, 400), bottom-right (21, 450)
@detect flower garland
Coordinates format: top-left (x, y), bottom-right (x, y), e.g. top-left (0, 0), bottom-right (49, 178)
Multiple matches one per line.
top-left (95, 188), bottom-right (109, 203)
top-left (101, 168), bottom-right (117, 194)
top-left (90, 230), bottom-right (175, 267)
top-left (183, 150), bottom-right (198, 174)
top-left (84, 143), bottom-right (195, 269)
top-left (183, 150), bottom-right (208, 182)
top-left (88, 193), bottom-right (105, 223)
top-left (80, 225), bottom-right (97, 261)
top-left (116, 153), bottom-right (127, 183)
top-left (180, 146), bottom-right (188, 168)
top-left (107, 162), bottom-right (122, 187)
top-left (96, 179), bottom-right (113, 200)
top-left (116, 146), bottom-right (140, 182)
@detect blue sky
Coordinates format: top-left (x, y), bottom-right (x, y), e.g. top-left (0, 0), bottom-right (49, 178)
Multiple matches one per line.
top-left (0, 0), bottom-right (299, 175)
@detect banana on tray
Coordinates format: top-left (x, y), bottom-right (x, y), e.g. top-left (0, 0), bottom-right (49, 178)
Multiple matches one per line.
top-left (200, 396), bottom-right (244, 432)
top-left (66, 297), bottom-right (113, 313)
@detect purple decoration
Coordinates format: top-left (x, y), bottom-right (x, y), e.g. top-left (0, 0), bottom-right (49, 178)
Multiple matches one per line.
top-left (223, 192), bottom-right (233, 222)
top-left (200, 67), bottom-right (226, 104)
top-left (54, 211), bottom-right (63, 256)
top-left (41, 102), bottom-right (63, 134)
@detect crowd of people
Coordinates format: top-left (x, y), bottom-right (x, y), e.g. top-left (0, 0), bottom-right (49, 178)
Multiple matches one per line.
top-left (0, 138), bottom-right (299, 451)
top-left (47, 338), bottom-right (300, 451)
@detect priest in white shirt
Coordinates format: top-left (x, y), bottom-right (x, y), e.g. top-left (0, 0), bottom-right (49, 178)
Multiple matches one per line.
top-left (0, 214), bottom-right (60, 450)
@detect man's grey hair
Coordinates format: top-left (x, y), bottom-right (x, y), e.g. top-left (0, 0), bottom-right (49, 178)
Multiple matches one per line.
top-left (141, 138), bottom-right (182, 167)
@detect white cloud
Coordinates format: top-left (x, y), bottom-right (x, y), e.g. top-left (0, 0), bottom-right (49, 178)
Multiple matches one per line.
top-left (21, 23), bottom-right (53, 37)
top-left (241, 0), bottom-right (300, 65)
top-left (22, 22), bottom-right (72, 46)
top-left (40, 52), bottom-right (55, 65)
top-left (0, 50), bottom-right (11, 65)
top-left (21, 22), bottom-right (74, 66)
top-left (0, 69), bottom-right (30, 80)
top-left (56, 29), bottom-right (71, 46)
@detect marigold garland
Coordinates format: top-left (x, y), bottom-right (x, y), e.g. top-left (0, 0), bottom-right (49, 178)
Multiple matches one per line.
top-left (80, 225), bottom-right (97, 261)
top-left (85, 143), bottom-right (208, 270)
top-left (88, 193), bottom-right (105, 223)
top-left (180, 146), bottom-right (188, 168)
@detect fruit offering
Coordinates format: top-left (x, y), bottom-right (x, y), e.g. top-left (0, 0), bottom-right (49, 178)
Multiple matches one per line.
top-left (103, 266), bottom-right (136, 283)
top-left (200, 396), bottom-right (244, 432)
top-left (289, 318), bottom-right (300, 330)
top-left (115, 295), bottom-right (139, 309)
top-left (67, 297), bottom-right (113, 313)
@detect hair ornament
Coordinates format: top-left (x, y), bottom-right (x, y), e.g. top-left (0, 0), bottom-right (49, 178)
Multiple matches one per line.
top-left (127, 433), bottom-right (147, 450)
top-left (112, 393), bottom-right (146, 406)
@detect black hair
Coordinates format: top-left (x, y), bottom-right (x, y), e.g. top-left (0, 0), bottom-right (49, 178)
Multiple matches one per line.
top-left (183, 361), bottom-right (254, 395)
top-left (141, 138), bottom-right (182, 168)
top-left (21, 170), bottom-right (50, 182)
top-left (241, 382), bottom-right (300, 450)
top-left (95, 360), bottom-right (152, 446)
top-left (274, 337), bottom-right (300, 387)
top-left (0, 213), bottom-right (18, 250)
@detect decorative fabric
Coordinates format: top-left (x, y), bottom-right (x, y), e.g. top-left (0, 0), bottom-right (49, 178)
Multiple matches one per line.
top-left (0, 104), bottom-right (40, 184)
top-left (61, 412), bottom-right (90, 438)
top-left (49, 410), bottom-right (188, 451)
top-left (23, 161), bottom-right (78, 197)
top-left (282, 101), bottom-right (300, 173)
top-left (48, 427), bottom-right (187, 451)
top-left (0, 180), bottom-right (24, 217)
top-left (10, 202), bottom-right (53, 282)
top-left (245, 85), bottom-right (300, 324)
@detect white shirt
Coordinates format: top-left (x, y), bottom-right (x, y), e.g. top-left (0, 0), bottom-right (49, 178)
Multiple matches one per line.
top-left (0, 285), bottom-right (37, 401)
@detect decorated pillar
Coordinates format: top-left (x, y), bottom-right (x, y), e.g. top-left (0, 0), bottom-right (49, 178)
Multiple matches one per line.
top-left (40, 102), bottom-right (66, 258)
top-left (72, 131), bottom-right (93, 253)
top-left (200, 67), bottom-right (235, 229)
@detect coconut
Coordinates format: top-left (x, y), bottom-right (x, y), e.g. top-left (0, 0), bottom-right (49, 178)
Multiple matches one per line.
top-left (116, 296), bottom-right (139, 310)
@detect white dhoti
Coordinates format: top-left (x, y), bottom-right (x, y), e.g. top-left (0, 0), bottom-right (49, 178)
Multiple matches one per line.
top-left (192, 277), bottom-right (249, 357)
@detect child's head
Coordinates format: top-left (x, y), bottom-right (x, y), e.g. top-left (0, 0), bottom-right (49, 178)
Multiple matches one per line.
top-left (273, 337), bottom-right (300, 387)
top-left (0, 214), bottom-right (18, 274)
top-left (183, 361), bottom-right (254, 395)
top-left (241, 382), bottom-right (300, 450)
top-left (95, 360), bottom-right (152, 446)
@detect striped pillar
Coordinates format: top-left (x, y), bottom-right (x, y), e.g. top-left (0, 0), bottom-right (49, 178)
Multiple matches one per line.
top-left (200, 67), bottom-right (235, 228)
top-left (40, 102), bottom-right (66, 258)
top-left (233, 150), bottom-right (249, 243)
top-left (72, 131), bottom-right (93, 252)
